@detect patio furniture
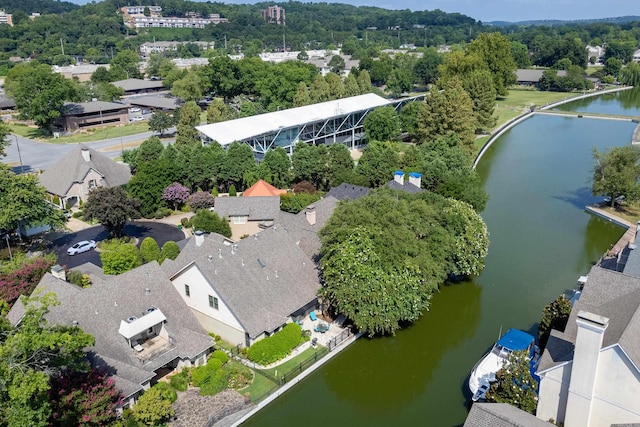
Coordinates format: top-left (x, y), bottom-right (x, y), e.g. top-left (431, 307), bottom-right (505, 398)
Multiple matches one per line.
top-left (309, 310), bottom-right (317, 321)
top-left (314, 322), bottom-right (329, 333)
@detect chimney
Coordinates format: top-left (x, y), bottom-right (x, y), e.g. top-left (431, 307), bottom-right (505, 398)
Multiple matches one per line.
top-left (51, 264), bottom-right (66, 281)
top-left (393, 170), bottom-right (405, 185)
top-left (564, 310), bottom-right (609, 427)
top-left (81, 146), bottom-right (91, 162)
top-left (195, 230), bottom-right (205, 247)
top-left (409, 172), bottom-right (422, 189)
top-left (305, 206), bottom-right (316, 225)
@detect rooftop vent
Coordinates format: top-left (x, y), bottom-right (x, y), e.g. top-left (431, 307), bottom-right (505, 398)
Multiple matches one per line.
top-left (146, 306), bottom-right (157, 313)
top-left (208, 255), bottom-right (213, 261)
top-left (219, 248), bottom-right (222, 259)
top-left (144, 288), bottom-right (150, 295)
top-left (127, 316), bottom-right (138, 322)
top-left (72, 320), bottom-right (78, 326)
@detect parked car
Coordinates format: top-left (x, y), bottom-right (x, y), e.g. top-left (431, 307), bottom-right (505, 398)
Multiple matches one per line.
top-left (67, 240), bottom-right (96, 255)
top-left (131, 115), bottom-right (144, 122)
top-left (129, 107), bottom-right (141, 113)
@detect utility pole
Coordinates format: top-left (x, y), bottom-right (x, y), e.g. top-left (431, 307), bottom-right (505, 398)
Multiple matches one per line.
top-left (3, 234), bottom-right (11, 260)
top-left (224, 34), bottom-right (227, 50)
top-left (282, 31), bottom-right (286, 52)
top-left (60, 38), bottom-right (64, 56)
top-left (14, 135), bottom-right (23, 174)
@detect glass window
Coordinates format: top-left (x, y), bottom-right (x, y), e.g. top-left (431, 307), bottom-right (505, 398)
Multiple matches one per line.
top-left (185, 284), bottom-right (190, 297)
top-left (209, 295), bottom-right (218, 309)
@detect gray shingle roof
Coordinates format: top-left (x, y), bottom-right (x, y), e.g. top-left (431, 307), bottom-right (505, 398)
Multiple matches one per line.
top-left (168, 226), bottom-right (321, 338)
top-left (327, 183), bottom-right (371, 201)
top-left (39, 144), bottom-right (132, 196)
top-left (128, 95), bottom-right (181, 110)
top-left (213, 196), bottom-right (280, 221)
top-left (515, 69), bottom-right (567, 83)
top-left (464, 403), bottom-right (554, 427)
top-left (8, 262), bottom-right (213, 398)
top-left (112, 79), bottom-right (165, 92)
top-left (61, 101), bottom-right (128, 116)
top-left (387, 180), bottom-right (423, 193)
top-left (538, 266), bottom-right (640, 373)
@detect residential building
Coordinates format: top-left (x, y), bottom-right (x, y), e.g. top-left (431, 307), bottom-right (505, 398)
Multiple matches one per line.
top-left (139, 41), bottom-right (214, 58)
top-left (326, 183), bottom-right (371, 201)
top-left (261, 5), bottom-right (285, 25)
top-left (39, 144), bottom-right (131, 208)
top-left (112, 79), bottom-right (167, 96)
top-left (53, 64), bottom-right (110, 82)
top-left (54, 101), bottom-right (129, 132)
top-left (242, 179), bottom-right (287, 197)
top-left (388, 170), bottom-right (423, 193)
top-left (515, 69), bottom-right (567, 87)
top-left (131, 15), bottom-right (227, 29)
top-left (535, 265), bottom-right (640, 426)
top-left (7, 262), bottom-right (213, 406)
top-left (121, 5), bottom-right (162, 16)
top-left (213, 196), bottom-right (281, 240)
top-left (586, 45), bottom-right (605, 64)
top-left (0, 10), bottom-right (13, 26)
top-left (162, 226), bottom-right (320, 348)
top-left (127, 95), bottom-right (181, 113)
top-left (464, 403), bottom-right (553, 427)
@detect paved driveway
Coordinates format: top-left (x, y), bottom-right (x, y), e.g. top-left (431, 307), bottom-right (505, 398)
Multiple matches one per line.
top-left (50, 221), bottom-right (185, 269)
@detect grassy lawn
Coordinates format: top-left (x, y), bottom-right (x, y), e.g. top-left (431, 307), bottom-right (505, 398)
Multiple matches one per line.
top-left (493, 88), bottom-right (573, 126)
top-left (262, 346), bottom-right (328, 378)
top-left (598, 203), bottom-right (640, 224)
top-left (243, 370), bottom-right (277, 401)
top-left (8, 122), bottom-right (150, 144)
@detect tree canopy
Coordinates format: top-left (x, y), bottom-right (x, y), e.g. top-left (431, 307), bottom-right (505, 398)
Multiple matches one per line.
top-left (83, 186), bottom-right (141, 238)
top-left (592, 145), bottom-right (640, 206)
top-left (319, 188), bottom-right (489, 335)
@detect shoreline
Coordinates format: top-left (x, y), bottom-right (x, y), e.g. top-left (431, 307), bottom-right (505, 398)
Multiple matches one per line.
top-left (473, 86), bottom-right (636, 169)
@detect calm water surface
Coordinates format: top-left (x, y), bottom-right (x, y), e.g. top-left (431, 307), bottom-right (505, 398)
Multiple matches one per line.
top-left (246, 94), bottom-right (638, 427)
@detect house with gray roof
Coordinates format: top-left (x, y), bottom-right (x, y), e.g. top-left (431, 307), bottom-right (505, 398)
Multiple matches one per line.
top-left (213, 196), bottom-right (281, 240)
top-left (464, 403), bottom-right (553, 427)
top-left (327, 183), bottom-right (371, 201)
top-left (39, 144), bottom-right (131, 208)
top-left (112, 78), bottom-right (167, 96)
top-left (162, 227), bottom-right (321, 347)
top-left (515, 69), bottom-right (567, 87)
top-left (387, 170), bottom-right (423, 193)
top-left (7, 262), bottom-right (213, 406)
top-left (536, 265), bottom-right (640, 427)
top-left (55, 101), bottom-right (128, 132)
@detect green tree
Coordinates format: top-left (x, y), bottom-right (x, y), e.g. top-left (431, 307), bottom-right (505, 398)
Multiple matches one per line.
top-left (399, 101), bottom-right (422, 140)
top-left (140, 237), bottom-right (161, 263)
top-left (463, 69), bottom-right (497, 133)
top-left (132, 386), bottom-right (175, 426)
top-left (592, 145), bottom-right (640, 206)
top-left (206, 99), bottom-right (236, 123)
top-left (343, 73), bottom-right (361, 97)
top-left (148, 112), bottom-right (175, 136)
top-left (259, 147), bottom-right (292, 188)
top-left (620, 62), bottom-right (640, 87)
top-left (0, 164), bottom-right (65, 234)
top-left (328, 55), bottom-right (346, 74)
top-left (485, 350), bottom-right (539, 414)
top-left (171, 71), bottom-right (203, 102)
top-left (137, 136), bottom-right (165, 165)
top-left (160, 241), bottom-right (180, 264)
top-left (538, 294), bottom-right (572, 350)
top-left (510, 41), bottom-right (531, 68)
top-left (83, 187), bottom-right (141, 238)
top-left (4, 62), bottom-right (74, 131)
top-left (355, 140), bottom-right (400, 187)
top-left (0, 293), bottom-right (94, 427)
top-left (175, 101), bottom-right (202, 148)
top-left (325, 72), bottom-right (345, 100)
top-left (219, 142), bottom-right (257, 190)
top-left (467, 32), bottom-right (517, 96)
top-left (357, 69), bottom-right (372, 94)
top-left (109, 50), bottom-right (142, 80)
top-left (127, 158), bottom-right (177, 218)
top-left (603, 58), bottom-right (623, 78)
top-left (292, 82), bottom-right (311, 107)
top-left (190, 210), bottom-right (232, 238)
top-left (310, 74), bottom-right (331, 103)
top-left (326, 143), bottom-right (355, 187)
top-left (364, 106), bottom-right (400, 142)
top-left (146, 54), bottom-right (177, 79)
top-left (100, 240), bottom-right (143, 275)
top-left (292, 143), bottom-right (327, 189)
top-left (417, 78), bottom-right (476, 149)
top-left (414, 48), bottom-right (443, 85)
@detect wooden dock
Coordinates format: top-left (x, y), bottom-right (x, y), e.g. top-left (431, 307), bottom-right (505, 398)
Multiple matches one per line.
top-left (585, 205), bottom-right (637, 256)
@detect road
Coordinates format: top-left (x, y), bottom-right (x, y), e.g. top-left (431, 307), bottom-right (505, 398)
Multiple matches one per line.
top-left (2, 128), bottom-right (176, 173)
top-left (51, 221), bottom-right (185, 269)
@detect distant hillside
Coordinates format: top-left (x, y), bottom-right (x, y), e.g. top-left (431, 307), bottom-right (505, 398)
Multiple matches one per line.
top-left (488, 15), bottom-right (640, 27)
top-left (0, 0), bottom-right (79, 14)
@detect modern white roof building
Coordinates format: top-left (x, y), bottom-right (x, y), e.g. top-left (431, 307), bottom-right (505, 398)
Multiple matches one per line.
top-left (196, 93), bottom-right (393, 157)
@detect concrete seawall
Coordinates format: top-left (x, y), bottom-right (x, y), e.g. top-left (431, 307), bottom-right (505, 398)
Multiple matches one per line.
top-left (474, 86), bottom-right (635, 170)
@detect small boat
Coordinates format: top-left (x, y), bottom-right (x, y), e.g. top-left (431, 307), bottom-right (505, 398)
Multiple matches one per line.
top-left (468, 329), bottom-right (537, 401)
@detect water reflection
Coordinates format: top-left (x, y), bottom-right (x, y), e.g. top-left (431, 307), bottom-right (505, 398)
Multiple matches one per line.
top-left (552, 88), bottom-right (640, 116)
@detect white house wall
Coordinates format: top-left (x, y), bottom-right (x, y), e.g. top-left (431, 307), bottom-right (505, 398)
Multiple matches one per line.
top-left (537, 363), bottom-right (571, 424)
top-left (170, 264), bottom-right (246, 343)
top-left (589, 346), bottom-right (640, 426)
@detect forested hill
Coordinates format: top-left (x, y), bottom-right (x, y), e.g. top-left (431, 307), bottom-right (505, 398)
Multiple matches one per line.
top-left (0, 0), bottom-right (79, 14)
top-left (488, 15), bottom-right (640, 27)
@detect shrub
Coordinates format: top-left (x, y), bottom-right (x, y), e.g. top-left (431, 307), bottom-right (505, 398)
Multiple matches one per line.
top-left (247, 323), bottom-right (302, 365)
top-left (154, 207), bottom-right (172, 219)
top-left (292, 180), bottom-right (316, 194)
top-left (72, 211), bottom-right (83, 218)
top-left (53, 195), bottom-right (61, 206)
top-left (280, 192), bottom-right (322, 213)
top-left (159, 241), bottom-right (180, 264)
top-left (190, 210), bottom-right (232, 238)
top-left (132, 386), bottom-right (174, 425)
top-left (187, 191), bottom-right (215, 211)
top-left (228, 184), bottom-right (237, 197)
top-left (170, 374), bottom-right (188, 391)
top-left (180, 217), bottom-right (191, 227)
top-left (200, 367), bottom-right (228, 396)
top-left (0, 255), bottom-right (57, 307)
top-left (153, 381), bottom-right (178, 403)
top-left (211, 350), bottom-right (229, 365)
top-left (100, 240), bottom-right (142, 275)
top-left (139, 237), bottom-right (161, 263)
top-left (191, 358), bottom-right (223, 388)
top-left (66, 270), bottom-right (84, 286)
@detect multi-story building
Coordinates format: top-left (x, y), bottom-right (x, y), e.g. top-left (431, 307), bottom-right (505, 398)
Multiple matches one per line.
top-left (261, 5), bottom-right (285, 25)
top-left (139, 41), bottom-right (214, 58)
top-left (121, 5), bottom-right (162, 16)
top-left (0, 10), bottom-right (13, 26)
top-left (131, 15), bottom-right (227, 29)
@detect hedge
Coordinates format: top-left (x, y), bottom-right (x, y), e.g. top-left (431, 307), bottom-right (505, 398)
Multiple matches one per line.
top-left (211, 350), bottom-right (229, 364)
top-left (247, 323), bottom-right (302, 365)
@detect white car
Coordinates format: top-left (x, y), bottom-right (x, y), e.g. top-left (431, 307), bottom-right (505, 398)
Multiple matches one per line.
top-left (131, 115), bottom-right (144, 122)
top-left (67, 240), bottom-right (96, 255)
top-left (129, 107), bottom-right (141, 113)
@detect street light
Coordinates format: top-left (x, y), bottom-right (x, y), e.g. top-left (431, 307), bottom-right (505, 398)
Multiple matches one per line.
top-left (14, 134), bottom-right (23, 174)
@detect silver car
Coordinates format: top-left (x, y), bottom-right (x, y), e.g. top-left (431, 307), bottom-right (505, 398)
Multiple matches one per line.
top-left (67, 240), bottom-right (96, 255)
